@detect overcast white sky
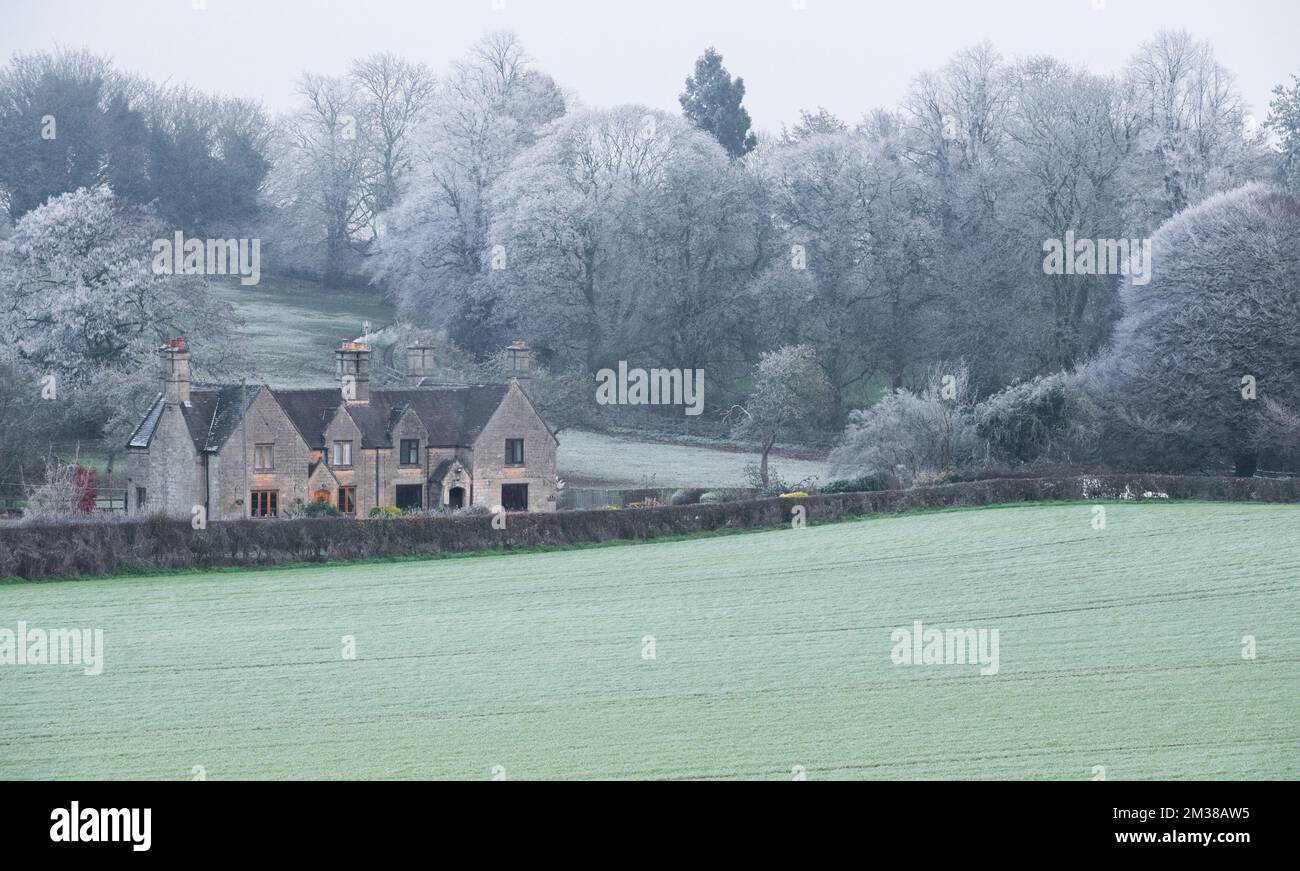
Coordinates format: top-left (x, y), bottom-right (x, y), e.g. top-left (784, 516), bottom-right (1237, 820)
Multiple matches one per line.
top-left (1, 0), bottom-right (1296, 129)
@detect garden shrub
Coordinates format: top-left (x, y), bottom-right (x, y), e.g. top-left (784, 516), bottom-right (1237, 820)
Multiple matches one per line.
top-left (830, 364), bottom-right (980, 486)
top-left (304, 500), bottom-right (341, 517)
top-left (819, 472), bottom-right (894, 493)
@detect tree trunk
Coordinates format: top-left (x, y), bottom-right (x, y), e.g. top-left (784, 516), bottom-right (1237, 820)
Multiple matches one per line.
top-left (760, 433), bottom-right (776, 491)
top-left (324, 230), bottom-right (347, 288)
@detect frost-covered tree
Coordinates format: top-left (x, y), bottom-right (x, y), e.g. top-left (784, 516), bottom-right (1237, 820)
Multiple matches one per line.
top-left (755, 127), bottom-right (941, 417)
top-left (277, 73), bottom-right (374, 285)
top-left (369, 32), bottom-right (564, 353)
top-left (621, 132), bottom-right (768, 370)
top-left (1089, 183), bottom-right (1300, 475)
top-left (901, 41), bottom-right (1012, 218)
top-left (679, 48), bottom-right (757, 159)
top-left (898, 44), bottom-right (1037, 391)
top-left (489, 106), bottom-right (749, 370)
top-left (780, 107), bottom-right (847, 145)
top-left (349, 52), bottom-right (435, 217)
top-left (1267, 72), bottom-right (1300, 194)
top-left (727, 345), bottom-right (833, 490)
top-left (1006, 58), bottom-right (1140, 368)
top-left (751, 133), bottom-right (875, 416)
top-left (0, 186), bottom-right (243, 461)
top-left (267, 53), bottom-right (433, 285)
top-left (1123, 31), bottom-right (1265, 225)
top-left (830, 364), bottom-right (980, 486)
top-left (23, 459), bottom-right (97, 522)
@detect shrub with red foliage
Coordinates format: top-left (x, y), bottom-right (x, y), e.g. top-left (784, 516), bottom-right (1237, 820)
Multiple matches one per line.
top-left (70, 465), bottom-right (98, 513)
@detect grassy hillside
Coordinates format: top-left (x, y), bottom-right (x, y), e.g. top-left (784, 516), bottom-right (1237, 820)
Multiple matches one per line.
top-left (209, 276), bottom-right (395, 387)
top-left (3, 501), bottom-right (1296, 780)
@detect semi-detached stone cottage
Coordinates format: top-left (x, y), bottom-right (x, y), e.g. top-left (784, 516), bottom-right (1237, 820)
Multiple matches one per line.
top-left (125, 338), bottom-right (557, 519)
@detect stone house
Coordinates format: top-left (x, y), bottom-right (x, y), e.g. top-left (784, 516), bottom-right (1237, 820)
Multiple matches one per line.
top-left (125, 338), bottom-right (557, 519)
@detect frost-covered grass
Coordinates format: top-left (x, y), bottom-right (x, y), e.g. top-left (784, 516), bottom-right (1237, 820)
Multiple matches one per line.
top-left (2, 501), bottom-right (1296, 780)
top-left (209, 276), bottom-right (395, 387)
top-left (558, 428), bottom-right (829, 488)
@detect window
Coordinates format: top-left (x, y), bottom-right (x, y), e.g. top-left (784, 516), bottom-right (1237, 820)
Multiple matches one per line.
top-left (250, 490), bottom-right (278, 518)
top-left (501, 483), bottom-right (529, 512)
top-left (338, 486), bottom-right (356, 515)
top-left (395, 484), bottom-right (423, 510)
top-left (254, 443), bottom-right (274, 470)
top-left (135, 487), bottom-right (146, 510)
top-left (400, 438), bottom-right (420, 466)
top-left (505, 438), bottom-right (524, 466)
top-left (332, 440), bottom-right (353, 467)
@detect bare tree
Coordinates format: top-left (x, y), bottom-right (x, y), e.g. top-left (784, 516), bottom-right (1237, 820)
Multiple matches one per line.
top-left (350, 52), bottom-right (435, 218)
top-left (1006, 59), bottom-right (1141, 367)
top-left (728, 345), bottom-right (833, 490)
top-left (369, 32), bottom-right (565, 352)
top-left (1124, 30), bottom-right (1254, 222)
top-left (284, 73), bottom-right (374, 284)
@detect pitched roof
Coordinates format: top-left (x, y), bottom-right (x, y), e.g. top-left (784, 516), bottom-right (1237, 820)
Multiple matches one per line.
top-left (130, 382), bottom-right (511, 453)
top-left (308, 458), bottom-right (341, 488)
top-left (126, 384), bottom-right (260, 451)
top-left (383, 386), bottom-right (510, 446)
top-left (273, 385), bottom-right (509, 448)
top-left (127, 394), bottom-right (166, 448)
top-left (189, 384), bottom-right (261, 451)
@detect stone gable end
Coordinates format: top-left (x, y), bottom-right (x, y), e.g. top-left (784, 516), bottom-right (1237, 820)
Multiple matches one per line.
top-left (211, 387), bottom-right (312, 520)
top-left (470, 381), bottom-right (558, 512)
top-left (320, 403), bottom-right (368, 515)
top-left (126, 401), bottom-right (201, 517)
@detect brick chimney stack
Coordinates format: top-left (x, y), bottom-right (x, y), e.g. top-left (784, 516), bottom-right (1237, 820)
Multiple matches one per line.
top-left (160, 337), bottom-right (190, 405)
top-left (406, 344), bottom-right (437, 386)
top-left (506, 340), bottom-right (532, 382)
top-left (336, 340), bottom-right (371, 402)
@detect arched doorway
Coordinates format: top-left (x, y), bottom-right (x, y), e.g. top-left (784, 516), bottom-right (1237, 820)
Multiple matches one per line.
top-left (447, 487), bottom-right (465, 509)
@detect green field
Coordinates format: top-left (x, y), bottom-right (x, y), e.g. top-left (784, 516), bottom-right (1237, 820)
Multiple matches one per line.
top-left (3, 501), bottom-right (1296, 780)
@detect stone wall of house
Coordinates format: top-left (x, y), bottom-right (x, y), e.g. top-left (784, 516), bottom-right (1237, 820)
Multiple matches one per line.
top-left (211, 388), bottom-right (312, 520)
top-left (125, 402), bottom-right (203, 517)
top-left (470, 381), bottom-right (558, 512)
top-left (385, 407), bottom-right (431, 510)
top-left (320, 403), bottom-right (370, 516)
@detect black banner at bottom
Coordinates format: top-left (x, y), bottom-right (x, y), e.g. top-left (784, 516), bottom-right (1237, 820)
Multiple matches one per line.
top-left (0, 781), bottom-right (1288, 857)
